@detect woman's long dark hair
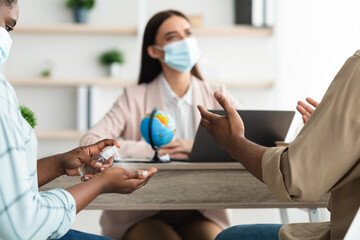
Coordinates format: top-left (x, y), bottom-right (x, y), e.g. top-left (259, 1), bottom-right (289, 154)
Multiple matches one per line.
top-left (0, 0), bottom-right (17, 7)
top-left (138, 10), bottom-right (203, 85)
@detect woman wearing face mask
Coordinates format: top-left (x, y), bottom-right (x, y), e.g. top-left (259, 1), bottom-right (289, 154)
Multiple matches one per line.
top-left (80, 10), bottom-right (242, 240)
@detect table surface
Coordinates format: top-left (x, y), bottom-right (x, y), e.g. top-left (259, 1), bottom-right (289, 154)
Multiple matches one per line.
top-left (40, 161), bottom-right (329, 210)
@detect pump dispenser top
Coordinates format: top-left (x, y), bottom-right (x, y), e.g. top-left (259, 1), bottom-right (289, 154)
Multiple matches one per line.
top-left (78, 145), bottom-right (119, 177)
top-left (99, 145), bottom-right (119, 162)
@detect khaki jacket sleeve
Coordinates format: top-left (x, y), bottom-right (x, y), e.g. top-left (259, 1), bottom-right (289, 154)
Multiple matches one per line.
top-left (262, 51), bottom-right (360, 202)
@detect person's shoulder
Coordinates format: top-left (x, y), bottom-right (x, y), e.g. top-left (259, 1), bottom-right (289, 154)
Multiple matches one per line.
top-left (123, 77), bottom-right (160, 96)
top-left (112, 80), bottom-right (156, 108)
top-left (120, 83), bottom-right (149, 104)
top-left (124, 82), bottom-right (149, 94)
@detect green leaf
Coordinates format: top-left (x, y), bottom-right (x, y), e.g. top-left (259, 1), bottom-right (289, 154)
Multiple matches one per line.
top-left (66, 0), bottom-right (95, 10)
top-left (19, 105), bottom-right (37, 129)
top-left (99, 49), bottom-right (125, 66)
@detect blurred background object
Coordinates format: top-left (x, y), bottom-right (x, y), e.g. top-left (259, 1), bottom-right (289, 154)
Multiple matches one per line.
top-left (188, 14), bottom-right (204, 27)
top-left (65, 0), bottom-right (96, 23)
top-left (98, 49), bottom-right (125, 78)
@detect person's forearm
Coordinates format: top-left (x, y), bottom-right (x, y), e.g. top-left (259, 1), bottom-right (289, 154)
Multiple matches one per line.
top-left (65, 175), bottom-right (106, 213)
top-left (37, 154), bottom-right (64, 187)
top-left (229, 137), bottom-right (267, 182)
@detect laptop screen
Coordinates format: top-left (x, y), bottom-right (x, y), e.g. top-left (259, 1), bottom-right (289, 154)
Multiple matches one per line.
top-left (189, 110), bottom-right (295, 162)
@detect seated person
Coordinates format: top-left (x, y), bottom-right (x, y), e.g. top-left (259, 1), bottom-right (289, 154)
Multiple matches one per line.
top-left (198, 50), bottom-right (360, 240)
top-left (0, 1), bottom-right (156, 239)
top-left (80, 9), bottom-right (241, 240)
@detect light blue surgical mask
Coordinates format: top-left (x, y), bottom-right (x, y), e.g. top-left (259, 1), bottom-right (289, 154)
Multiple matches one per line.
top-left (0, 27), bottom-right (12, 65)
top-left (155, 38), bottom-right (201, 73)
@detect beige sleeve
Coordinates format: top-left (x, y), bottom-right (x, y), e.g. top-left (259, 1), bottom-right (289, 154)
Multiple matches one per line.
top-left (79, 90), bottom-right (154, 158)
top-left (262, 51), bottom-right (360, 202)
top-left (80, 93), bottom-right (129, 146)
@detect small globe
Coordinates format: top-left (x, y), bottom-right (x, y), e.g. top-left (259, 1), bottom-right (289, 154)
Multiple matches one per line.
top-left (140, 110), bottom-right (176, 148)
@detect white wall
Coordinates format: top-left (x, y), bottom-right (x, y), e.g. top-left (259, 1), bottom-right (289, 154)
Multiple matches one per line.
top-left (275, 0), bottom-right (360, 110)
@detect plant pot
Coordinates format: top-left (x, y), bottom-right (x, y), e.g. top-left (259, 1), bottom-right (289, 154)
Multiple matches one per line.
top-left (74, 7), bottom-right (89, 23)
top-left (109, 63), bottom-right (121, 78)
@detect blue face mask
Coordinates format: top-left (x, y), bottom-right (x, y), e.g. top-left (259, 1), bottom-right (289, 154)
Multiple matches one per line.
top-left (155, 38), bottom-right (201, 73)
top-left (0, 27), bottom-right (12, 65)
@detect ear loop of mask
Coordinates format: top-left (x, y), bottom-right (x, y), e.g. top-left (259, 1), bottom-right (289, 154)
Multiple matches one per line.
top-left (152, 45), bottom-right (165, 63)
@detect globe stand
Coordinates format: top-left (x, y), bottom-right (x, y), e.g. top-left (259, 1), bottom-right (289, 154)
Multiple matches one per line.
top-left (148, 107), bottom-right (168, 163)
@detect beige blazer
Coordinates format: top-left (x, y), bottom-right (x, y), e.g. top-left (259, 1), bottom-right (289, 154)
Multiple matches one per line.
top-left (80, 75), bottom-right (242, 239)
top-left (263, 51), bottom-right (360, 240)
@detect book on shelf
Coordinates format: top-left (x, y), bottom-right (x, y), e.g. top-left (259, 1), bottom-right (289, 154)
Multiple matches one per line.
top-left (77, 86), bottom-right (88, 131)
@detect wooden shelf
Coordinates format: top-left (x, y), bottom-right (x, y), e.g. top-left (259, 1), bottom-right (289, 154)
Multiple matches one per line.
top-left (10, 78), bottom-right (273, 89)
top-left (216, 80), bottom-right (274, 89)
top-left (35, 130), bottom-right (85, 140)
top-left (10, 78), bottom-right (274, 89)
top-left (13, 24), bottom-right (137, 35)
top-left (13, 24), bottom-right (272, 37)
top-left (193, 25), bottom-right (273, 36)
top-left (10, 78), bottom-right (137, 87)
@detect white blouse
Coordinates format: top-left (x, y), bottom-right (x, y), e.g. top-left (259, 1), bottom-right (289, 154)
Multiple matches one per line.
top-left (161, 74), bottom-right (195, 140)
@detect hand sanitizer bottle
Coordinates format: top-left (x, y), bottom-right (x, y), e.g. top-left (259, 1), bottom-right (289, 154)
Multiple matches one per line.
top-left (78, 145), bottom-right (119, 176)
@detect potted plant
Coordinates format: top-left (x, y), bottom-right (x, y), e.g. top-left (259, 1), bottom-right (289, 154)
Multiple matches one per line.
top-left (20, 105), bottom-right (37, 128)
top-left (41, 69), bottom-right (51, 77)
top-left (65, 0), bottom-right (95, 23)
top-left (99, 49), bottom-right (125, 78)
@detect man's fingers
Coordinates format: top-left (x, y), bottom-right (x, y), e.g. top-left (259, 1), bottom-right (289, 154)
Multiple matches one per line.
top-left (213, 91), bottom-right (238, 117)
top-left (197, 105), bottom-right (218, 122)
top-left (306, 97), bottom-right (319, 108)
top-left (296, 104), bottom-right (308, 116)
top-left (302, 115), bottom-right (308, 124)
top-left (297, 104), bottom-right (311, 118)
top-left (303, 104), bottom-right (314, 114)
top-left (297, 101), bottom-right (314, 115)
top-left (296, 104), bottom-right (305, 115)
top-left (200, 118), bottom-right (211, 129)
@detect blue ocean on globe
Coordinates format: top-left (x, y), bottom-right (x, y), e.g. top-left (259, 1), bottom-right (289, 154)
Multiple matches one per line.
top-left (140, 110), bottom-right (176, 148)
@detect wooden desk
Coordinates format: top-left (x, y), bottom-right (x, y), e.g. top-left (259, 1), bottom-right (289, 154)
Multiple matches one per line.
top-left (40, 162), bottom-right (329, 210)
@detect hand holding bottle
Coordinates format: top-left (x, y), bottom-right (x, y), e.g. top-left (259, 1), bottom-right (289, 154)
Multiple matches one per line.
top-left (78, 145), bottom-right (120, 178)
top-left (57, 139), bottom-right (120, 178)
